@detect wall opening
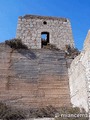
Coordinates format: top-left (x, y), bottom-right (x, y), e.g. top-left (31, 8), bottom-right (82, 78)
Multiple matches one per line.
top-left (41, 32), bottom-right (49, 48)
top-left (43, 21), bottom-right (47, 25)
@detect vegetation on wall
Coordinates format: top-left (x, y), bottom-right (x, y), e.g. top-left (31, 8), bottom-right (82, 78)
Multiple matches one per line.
top-left (5, 38), bottom-right (28, 49)
top-left (43, 43), bottom-right (59, 50)
top-left (65, 45), bottom-right (80, 59)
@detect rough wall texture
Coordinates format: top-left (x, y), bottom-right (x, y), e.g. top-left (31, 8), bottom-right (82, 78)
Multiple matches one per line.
top-left (0, 43), bottom-right (73, 109)
top-left (68, 30), bottom-right (90, 112)
top-left (16, 15), bottom-right (74, 49)
top-left (84, 30), bottom-right (90, 51)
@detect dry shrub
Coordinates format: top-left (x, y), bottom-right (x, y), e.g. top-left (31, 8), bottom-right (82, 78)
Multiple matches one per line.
top-left (55, 107), bottom-right (88, 120)
top-left (0, 102), bottom-right (26, 120)
top-left (0, 103), bottom-right (88, 120)
top-left (65, 45), bottom-right (80, 59)
top-left (5, 38), bottom-right (28, 49)
top-left (43, 43), bottom-right (59, 50)
top-left (28, 105), bottom-right (57, 118)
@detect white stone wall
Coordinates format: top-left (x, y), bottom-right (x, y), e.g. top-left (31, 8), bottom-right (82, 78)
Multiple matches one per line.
top-left (69, 30), bottom-right (90, 112)
top-left (69, 51), bottom-right (88, 112)
top-left (16, 15), bottom-right (74, 49)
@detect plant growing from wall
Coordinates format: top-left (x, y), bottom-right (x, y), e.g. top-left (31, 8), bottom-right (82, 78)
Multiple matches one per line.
top-left (43, 43), bottom-right (59, 50)
top-left (5, 38), bottom-right (28, 49)
top-left (65, 45), bottom-right (80, 59)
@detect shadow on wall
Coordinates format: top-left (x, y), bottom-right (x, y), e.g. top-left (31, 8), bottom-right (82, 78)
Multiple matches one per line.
top-left (5, 38), bottom-right (37, 60)
top-left (18, 49), bottom-right (37, 60)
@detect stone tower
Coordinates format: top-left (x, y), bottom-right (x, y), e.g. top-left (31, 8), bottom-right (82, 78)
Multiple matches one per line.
top-left (0, 15), bottom-right (75, 110)
top-left (16, 15), bottom-right (74, 49)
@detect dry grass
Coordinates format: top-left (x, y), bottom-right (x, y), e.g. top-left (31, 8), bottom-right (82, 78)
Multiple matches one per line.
top-left (0, 102), bottom-right (26, 120)
top-left (0, 103), bottom-right (88, 120)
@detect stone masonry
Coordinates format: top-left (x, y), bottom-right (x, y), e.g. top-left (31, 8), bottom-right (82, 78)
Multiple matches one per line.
top-left (2, 14), bottom-right (90, 117)
top-left (16, 15), bottom-right (74, 49)
top-left (0, 15), bottom-right (75, 110)
top-left (68, 30), bottom-right (90, 112)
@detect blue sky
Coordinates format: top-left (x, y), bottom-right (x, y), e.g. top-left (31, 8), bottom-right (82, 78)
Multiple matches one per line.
top-left (0, 0), bottom-right (90, 50)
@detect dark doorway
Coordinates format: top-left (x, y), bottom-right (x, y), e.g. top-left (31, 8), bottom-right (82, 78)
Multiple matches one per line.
top-left (41, 32), bottom-right (49, 48)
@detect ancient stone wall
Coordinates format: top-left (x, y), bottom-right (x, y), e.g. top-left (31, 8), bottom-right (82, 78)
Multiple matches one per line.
top-left (0, 43), bottom-right (73, 109)
top-left (16, 15), bottom-right (74, 49)
top-left (68, 30), bottom-right (90, 112)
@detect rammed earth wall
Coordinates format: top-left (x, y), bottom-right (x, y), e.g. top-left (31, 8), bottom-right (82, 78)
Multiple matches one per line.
top-left (0, 43), bottom-right (73, 109)
top-left (16, 15), bottom-right (74, 49)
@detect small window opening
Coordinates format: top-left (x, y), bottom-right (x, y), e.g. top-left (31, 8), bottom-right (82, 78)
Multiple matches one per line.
top-left (41, 32), bottom-right (49, 48)
top-left (43, 21), bottom-right (47, 25)
top-left (64, 19), bottom-right (67, 22)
